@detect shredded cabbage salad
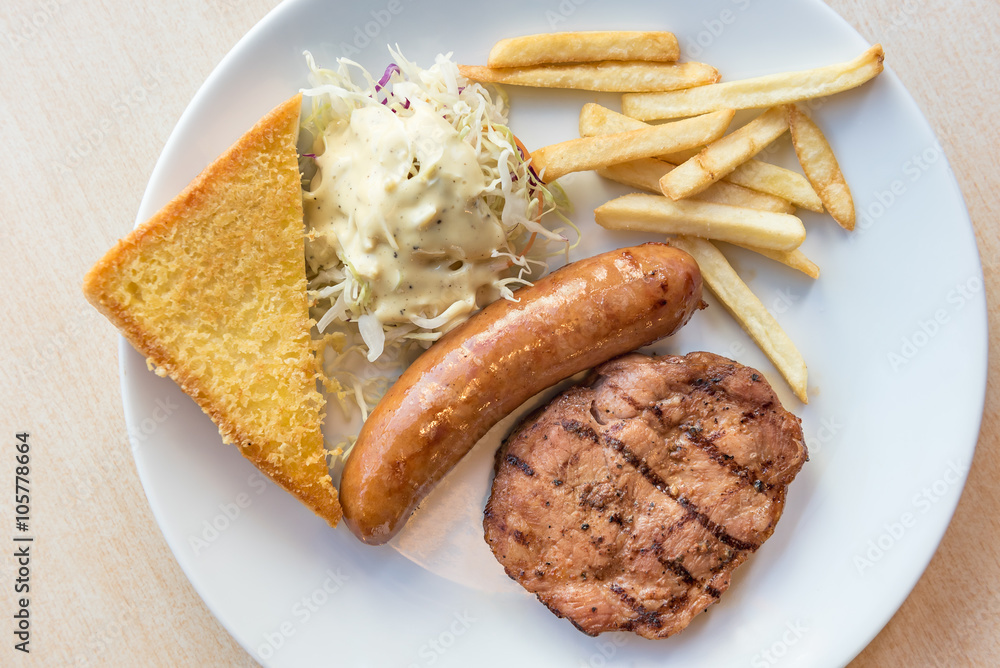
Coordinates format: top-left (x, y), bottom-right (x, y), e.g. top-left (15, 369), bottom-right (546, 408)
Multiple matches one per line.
top-left (299, 48), bottom-right (574, 422)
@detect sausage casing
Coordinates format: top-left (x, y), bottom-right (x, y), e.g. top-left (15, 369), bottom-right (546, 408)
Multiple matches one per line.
top-left (340, 242), bottom-right (703, 544)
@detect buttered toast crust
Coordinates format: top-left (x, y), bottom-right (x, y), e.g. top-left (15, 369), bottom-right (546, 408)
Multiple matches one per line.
top-left (82, 94), bottom-right (342, 527)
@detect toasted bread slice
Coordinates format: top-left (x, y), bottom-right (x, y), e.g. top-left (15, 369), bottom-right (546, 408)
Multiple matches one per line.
top-left (83, 94), bottom-right (341, 527)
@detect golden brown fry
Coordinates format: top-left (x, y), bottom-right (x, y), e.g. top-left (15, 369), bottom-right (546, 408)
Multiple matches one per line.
top-left (728, 242), bottom-right (820, 279)
top-left (458, 60), bottom-right (719, 93)
top-left (669, 236), bottom-right (809, 402)
top-left (578, 104), bottom-right (818, 207)
top-left (578, 102), bottom-right (643, 136)
top-left (579, 103), bottom-right (703, 162)
top-left (726, 160), bottom-right (824, 212)
top-left (579, 104), bottom-right (708, 163)
top-left (622, 44), bottom-right (884, 120)
top-left (597, 158), bottom-right (795, 213)
top-left (660, 146), bottom-right (704, 163)
top-left (787, 104), bottom-right (856, 229)
top-left (487, 31), bottom-right (679, 68)
top-left (595, 193), bottom-right (805, 251)
top-left (531, 110), bottom-right (734, 182)
top-left (660, 106), bottom-right (789, 200)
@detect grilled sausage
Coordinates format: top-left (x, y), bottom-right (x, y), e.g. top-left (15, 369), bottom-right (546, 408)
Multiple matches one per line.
top-left (339, 243), bottom-right (703, 544)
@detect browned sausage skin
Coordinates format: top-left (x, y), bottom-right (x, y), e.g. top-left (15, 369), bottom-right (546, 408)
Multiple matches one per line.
top-left (339, 243), bottom-right (704, 545)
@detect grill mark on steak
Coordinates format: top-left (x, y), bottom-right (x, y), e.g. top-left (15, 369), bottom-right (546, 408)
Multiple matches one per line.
top-left (689, 367), bottom-right (738, 392)
top-left (704, 584), bottom-right (722, 599)
top-left (559, 419), bottom-right (601, 444)
top-left (663, 512), bottom-right (695, 537)
top-left (592, 426), bottom-right (760, 553)
top-left (596, 378), bottom-right (645, 412)
top-left (659, 555), bottom-right (698, 588)
top-left (685, 429), bottom-right (773, 493)
top-left (740, 402), bottom-right (775, 424)
top-left (651, 541), bottom-right (722, 599)
top-left (504, 453), bottom-right (535, 477)
top-left (661, 592), bottom-right (691, 614)
top-left (609, 583), bottom-right (664, 632)
top-left (651, 543), bottom-right (696, 587)
top-left (674, 495), bottom-right (758, 552)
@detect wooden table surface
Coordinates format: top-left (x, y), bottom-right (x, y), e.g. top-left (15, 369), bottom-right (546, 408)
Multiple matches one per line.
top-left (2, 0), bottom-right (996, 665)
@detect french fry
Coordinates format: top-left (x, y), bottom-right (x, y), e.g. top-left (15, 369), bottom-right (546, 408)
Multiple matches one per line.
top-left (487, 31), bottom-right (679, 68)
top-left (458, 60), bottom-right (719, 93)
top-left (595, 193), bottom-right (805, 251)
top-left (598, 158), bottom-right (795, 214)
top-left (726, 160), bottom-right (824, 212)
top-left (578, 104), bottom-right (820, 208)
top-left (669, 236), bottom-right (809, 402)
top-left (660, 146), bottom-right (704, 163)
top-left (660, 106), bottom-right (789, 200)
top-left (728, 243), bottom-right (820, 279)
top-left (592, 158), bottom-right (816, 274)
top-left (531, 110), bottom-right (734, 182)
top-left (580, 103), bottom-right (706, 162)
top-left (578, 102), bottom-right (645, 135)
top-left (622, 44), bottom-right (884, 120)
top-left (787, 104), bottom-right (855, 229)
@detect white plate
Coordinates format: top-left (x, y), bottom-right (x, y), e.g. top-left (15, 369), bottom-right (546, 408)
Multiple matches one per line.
top-left (120, 1), bottom-right (988, 666)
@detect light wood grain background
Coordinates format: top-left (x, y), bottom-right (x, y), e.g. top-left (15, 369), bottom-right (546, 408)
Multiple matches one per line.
top-left (1, 0), bottom-right (996, 665)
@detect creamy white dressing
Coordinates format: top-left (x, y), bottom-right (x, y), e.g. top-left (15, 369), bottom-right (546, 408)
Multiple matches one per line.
top-left (304, 104), bottom-right (508, 329)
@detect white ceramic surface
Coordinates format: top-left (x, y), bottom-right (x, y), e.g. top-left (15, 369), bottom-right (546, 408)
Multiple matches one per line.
top-left (120, 1), bottom-right (988, 666)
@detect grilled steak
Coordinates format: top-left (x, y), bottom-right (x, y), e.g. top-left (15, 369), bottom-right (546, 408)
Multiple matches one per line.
top-left (483, 351), bottom-right (807, 639)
